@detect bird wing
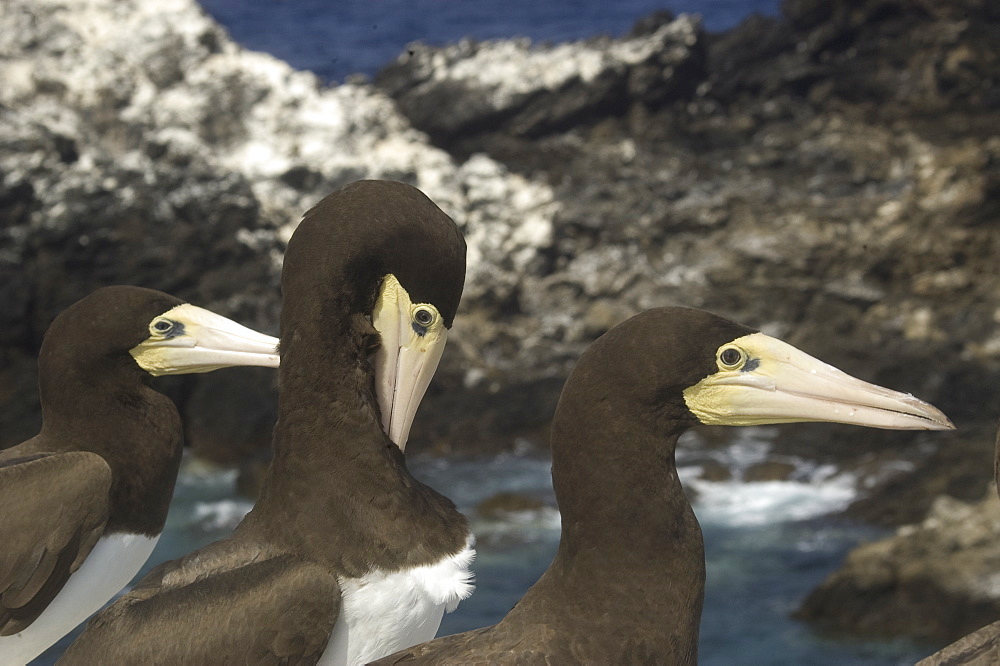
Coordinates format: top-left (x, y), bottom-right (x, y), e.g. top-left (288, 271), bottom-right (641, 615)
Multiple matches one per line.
top-left (369, 628), bottom-right (493, 664)
top-left (0, 451), bottom-right (111, 636)
top-left (60, 538), bottom-right (341, 665)
top-left (370, 626), bottom-right (564, 665)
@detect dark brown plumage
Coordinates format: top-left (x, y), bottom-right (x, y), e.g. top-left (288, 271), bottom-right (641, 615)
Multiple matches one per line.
top-left (0, 286), bottom-right (185, 637)
top-left (374, 308), bottom-right (755, 665)
top-left (0, 453), bottom-right (111, 637)
top-left (2, 284), bottom-right (280, 664)
top-left (60, 180), bottom-right (471, 664)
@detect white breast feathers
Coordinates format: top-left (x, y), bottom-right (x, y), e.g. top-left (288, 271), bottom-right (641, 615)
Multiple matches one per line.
top-left (320, 536), bottom-right (476, 666)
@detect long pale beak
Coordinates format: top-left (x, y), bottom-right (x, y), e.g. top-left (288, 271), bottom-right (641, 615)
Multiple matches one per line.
top-left (130, 304), bottom-right (280, 376)
top-left (372, 275), bottom-right (448, 451)
top-left (684, 333), bottom-right (954, 431)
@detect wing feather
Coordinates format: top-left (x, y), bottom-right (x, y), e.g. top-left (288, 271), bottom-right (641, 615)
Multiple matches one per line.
top-left (60, 539), bottom-right (341, 665)
top-left (0, 451), bottom-right (111, 635)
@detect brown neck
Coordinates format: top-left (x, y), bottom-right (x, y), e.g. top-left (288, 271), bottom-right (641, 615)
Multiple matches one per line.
top-left (541, 380), bottom-right (704, 660)
top-left (244, 312), bottom-right (469, 575)
top-left (37, 360), bottom-right (183, 536)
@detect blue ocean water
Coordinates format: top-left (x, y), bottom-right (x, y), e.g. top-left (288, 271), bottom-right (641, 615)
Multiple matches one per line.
top-left (197, 0), bottom-right (782, 82)
top-left (39, 447), bottom-right (936, 665)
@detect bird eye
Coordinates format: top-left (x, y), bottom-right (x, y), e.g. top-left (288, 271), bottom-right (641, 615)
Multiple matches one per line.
top-left (413, 308), bottom-right (434, 327)
top-left (719, 347), bottom-right (743, 368)
top-left (152, 319), bottom-right (174, 334)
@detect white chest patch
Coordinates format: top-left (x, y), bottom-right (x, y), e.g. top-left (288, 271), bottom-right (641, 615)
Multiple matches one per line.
top-left (0, 532), bottom-right (159, 666)
top-left (319, 537), bottom-right (476, 666)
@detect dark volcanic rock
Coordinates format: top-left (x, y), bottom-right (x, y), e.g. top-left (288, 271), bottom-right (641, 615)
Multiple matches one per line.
top-left (375, 0), bottom-right (1000, 489)
top-left (845, 424), bottom-right (996, 527)
top-left (0, 108), bottom-right (282, 458)
top-left (377, 14), bottom-right (704, 145)
top-left (178, 368), bottom-right (279, 465)
top-left (0, 0), bottom-right (560, 457)
top-left (796, 490), bottom-right (1000, 645)
top-left (476, 492), bottom-right (547, 520)
top-left (744, 460), bottom-right (798, 482)
top-left (696, 459), bottom-right (733, 482)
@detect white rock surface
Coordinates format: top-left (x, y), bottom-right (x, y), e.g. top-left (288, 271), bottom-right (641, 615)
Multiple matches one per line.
top-left (411, 17), bottom-right (699, 107)
top-left (0, 0), bottom-right (561, 294)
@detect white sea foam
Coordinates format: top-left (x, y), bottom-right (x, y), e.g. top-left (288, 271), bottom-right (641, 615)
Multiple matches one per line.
top-left (685, 472), bottom-right (858, 527)
top-left (675, 427), bottom-right (861, 528)
top-left (175, 436), bottom-right (859, 539)
top-left (192, 499), bottom-right (253, 532)
top-left (473, 506), bottom-right (563, 534)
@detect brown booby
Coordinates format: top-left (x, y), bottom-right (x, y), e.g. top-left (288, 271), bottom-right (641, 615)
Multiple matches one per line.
top-left (0, 285), bottom-right (280, 666)
top-left (369, 307), bottom-right (955, 664)
top-left (59, 180), bottom-right (472, 665)
top-left (915, 424), bottom-right (1000, 666)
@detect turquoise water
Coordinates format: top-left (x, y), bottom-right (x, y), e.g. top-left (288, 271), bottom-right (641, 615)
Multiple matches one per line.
top-left (38, 441), bottom-right (935, 664)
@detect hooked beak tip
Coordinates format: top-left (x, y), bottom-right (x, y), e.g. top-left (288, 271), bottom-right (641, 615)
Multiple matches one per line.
top-left (932, 414), bottom-right (957, 431)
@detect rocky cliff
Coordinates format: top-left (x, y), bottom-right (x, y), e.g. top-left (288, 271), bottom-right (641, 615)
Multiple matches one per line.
top-left (0, 0), bottom-right (558, 460)
top-left (374, 0), bottom-right (1000, 504)
top-left (797, 489), bottom-right (1000, 644)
